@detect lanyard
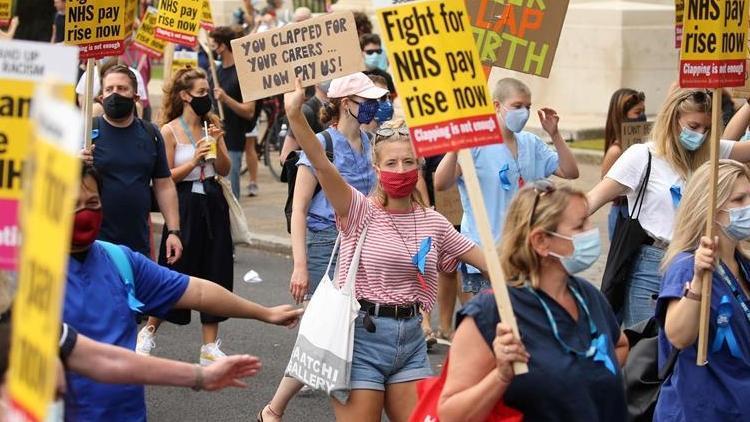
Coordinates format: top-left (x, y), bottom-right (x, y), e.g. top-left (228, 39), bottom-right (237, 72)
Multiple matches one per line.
top-left (717, 260), bottom-right (750, 325)
top-left (179, 116), bottom-right (205, 181)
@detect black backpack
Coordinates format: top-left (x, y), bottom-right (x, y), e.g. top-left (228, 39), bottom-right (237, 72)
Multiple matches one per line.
top-left (281, 130), bottom-right (334, 234)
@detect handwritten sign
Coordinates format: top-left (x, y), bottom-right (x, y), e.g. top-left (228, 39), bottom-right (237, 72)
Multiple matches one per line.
top-left (465, 0), bottom-right (569, 78)
top-left (377, 0), bottom-right (501, 156)
top-left (200, 0), bottom-right (214, 31)
top-left (134, 7), bottom-right (166, 58)
top-left (65, 0), bottom-right (128, 59)
top-left (621, 121), bottom-right (654, 150)
top-left (680, 0), bottom-right (749, 88)
top-left (0, 41), bottom-right (77, 272)
top-left (155, 0), bottom-right (201, 47)
top-left (0, 0), bottom-right (11, 26)
top-left (433, 176), bottom-right (463, 226)
top-left (231, 11), bottom-right (363, 102)
top-left (6, 90), bottom-right (81, 422)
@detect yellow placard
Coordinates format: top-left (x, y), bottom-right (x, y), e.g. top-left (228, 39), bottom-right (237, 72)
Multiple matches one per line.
top-left (679, 0), bottom-right (749, 87)
top-left (155, 0), bottom-right (201, 47)
top-left (124, 0), bottom-right (137, 38)
top-left (65, 0), bottom-right (129, 59)
top-left (171, 50), bottom-right (199, 75)
top-left (0, 41), bottom-right (78, 272)
top-left (200, 0), bottom-right (214, 31)
top-left (7, 90), bottom-right (82, 422)
top-left (377, 0), bottom-right (501, 157)
top-left (0, 0), bottom-right (12, 26)
top-left (134, 7), bottom-right (166, 58)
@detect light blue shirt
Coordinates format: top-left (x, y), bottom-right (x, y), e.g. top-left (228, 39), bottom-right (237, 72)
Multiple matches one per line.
top-left (297, 128), bottom-right (376, 231)
top-left (457, 131), bottom-right (559, 273)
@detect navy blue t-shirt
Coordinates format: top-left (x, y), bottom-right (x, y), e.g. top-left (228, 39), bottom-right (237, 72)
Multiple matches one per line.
top-left (655, 252), bottom-right (750, 421)
top-left (457, 278), bottom-right (626, 422)
top-left (63, 242), bottom-right (189, 421)
top-left (93, 117), bottom-right (171, 255)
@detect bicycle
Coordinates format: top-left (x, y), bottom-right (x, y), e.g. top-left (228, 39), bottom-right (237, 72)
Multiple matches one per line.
top-left (240, 95), bottom-right (285, 182)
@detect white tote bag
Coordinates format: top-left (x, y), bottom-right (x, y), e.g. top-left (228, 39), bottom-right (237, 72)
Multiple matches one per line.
top-left (285, 226), bottom-right (367, 404)
top-left (216, 175), bottom-right (252, 245)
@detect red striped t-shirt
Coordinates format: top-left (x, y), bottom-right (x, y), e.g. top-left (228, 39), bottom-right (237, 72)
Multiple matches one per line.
top-left (335, 188), bottom-right (476, 312)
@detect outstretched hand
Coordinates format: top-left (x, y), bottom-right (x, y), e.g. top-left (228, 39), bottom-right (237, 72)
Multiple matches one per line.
top-left (202, 354), bottom-right (262, 391)
top-left (265, 304), bottom-right (304, 328)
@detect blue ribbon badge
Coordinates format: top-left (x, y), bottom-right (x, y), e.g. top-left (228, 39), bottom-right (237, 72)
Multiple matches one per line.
top-left (411, 237), bottom-right (432, 290)
top-left (587, 333), bottom-right (616, 375)
top-left (711, 295), bottom-right (742, 358)
top-left (498, 164), bottom-right (512, 191)
top-left (670, 185), bottom-right (682, 208)
top-left (126, 284), bottom-right (145, 313)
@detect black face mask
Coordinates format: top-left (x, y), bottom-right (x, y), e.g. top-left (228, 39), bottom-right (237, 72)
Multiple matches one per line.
top-left (103, 93), bottom-right (135, 120)
top-left (189, 94), bottom-right (212, 116)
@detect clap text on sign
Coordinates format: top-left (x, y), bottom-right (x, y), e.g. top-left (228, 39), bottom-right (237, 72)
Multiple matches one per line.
top-left (66, 3), bottom-right (122, 41)
top-left (684, 0), bottom-right (745, 54)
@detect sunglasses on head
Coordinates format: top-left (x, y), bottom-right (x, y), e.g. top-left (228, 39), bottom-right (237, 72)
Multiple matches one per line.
top-left (375, 126), bottom-right (409, 143)
top-left (623, 91), bottom-right (645, 110)
top-left (683, 89), bottom-right (712, 105)
top-left (528, 179), bottom-right (557, 230)
top-left (364, 48), bottom-right (383, 55)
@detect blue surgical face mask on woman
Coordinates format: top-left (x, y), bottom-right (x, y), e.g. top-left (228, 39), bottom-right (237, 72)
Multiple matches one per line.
top-left (720, 204), bottom-right (750, 241)
top-left (547, 228), bottom-right (601, 274)
top-left (364, 51), bottom-right (388, 72)
top-left (679, 127), bottom-right (707, 151)
top-left (501, 105), bottom-right (530, 133)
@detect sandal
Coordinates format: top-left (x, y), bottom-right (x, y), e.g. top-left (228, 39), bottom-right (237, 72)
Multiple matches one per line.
top-left (257, 404), bottom-right (283, 422)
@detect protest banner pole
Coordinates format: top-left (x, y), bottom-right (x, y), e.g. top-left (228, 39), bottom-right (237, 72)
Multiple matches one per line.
top-left (457, 149), bottom-right (528, 375)
top-left (697, 88), bottom-right (722, 365)
top-left (83, 58), bottom-right (95, 148)
top-left (163, 42), bottom-right (175, 83)
top-left (198, 29), bottom-right (224, 120)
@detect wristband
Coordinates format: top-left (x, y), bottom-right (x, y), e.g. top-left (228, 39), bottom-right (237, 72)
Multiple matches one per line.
top-left (167, 229), bottom-right (181, 239)
top-left (683, 282), bottom-right (702, 301)
top-left (191, 364), bottom-right (203, 391)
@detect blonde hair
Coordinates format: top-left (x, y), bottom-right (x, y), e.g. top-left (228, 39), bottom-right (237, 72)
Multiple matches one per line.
top-left (492, 77), bottom-right (531, 103)
top-left (499, 182), bottom-right (587, 288)
top-left (371, 118), bottom-right (427, 208)
top-left (160, 66), bottom-right (221, 128)
top-left (662, 159), bottom-right (750, 270)
top-left (651, 88), bottom-right (712, 180)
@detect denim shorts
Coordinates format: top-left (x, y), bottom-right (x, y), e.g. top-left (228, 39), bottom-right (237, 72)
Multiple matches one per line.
top-left (305, 226), bottom-right (338, 299)
top-left (622, 245), bottom-right (665, 328)
top-left (350, 311), bottom-right (433, 390)
top-left (461, 271), bottom-right (491, 293)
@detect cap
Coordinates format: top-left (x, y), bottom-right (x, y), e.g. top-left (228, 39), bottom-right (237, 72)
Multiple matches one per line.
top-left (326, 72), bottom-right (389, 99)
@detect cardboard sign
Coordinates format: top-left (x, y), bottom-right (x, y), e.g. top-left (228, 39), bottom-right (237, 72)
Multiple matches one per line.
top-left (731, 60), bottom-right (750, 98)
top-left (675, 0), bottom-right (684, 49)
top-left (621, 121), bottom-right (654, 150)
top-left (377, 1), bottom-right (502, 157)
top-left (0, 0), bottom-right (12, 26)
top-left (466, 0), bottom-right (569, 78)
top-left (172, 50), bottom-right (198, 75)
top-left (433, 176), bottom-right (463, 226)
top-left (679, 0), bottom-right (749, 88)
top-left (64, 0), bottom-right (129, 59)
top-left (373, 0), bottom-right (417, 8)
top-left (0, 41), bottom-right (78, 272)
top-left (155, 0), bottom-right (201, 47)
top-left (134, 7), bottom-right (166, 58)
top-left (200, 0), bottom-right (214, 31)
top-left (6, 90), bottom-right (81, 422)
top-left (231, 11), bottom-right (363, 102)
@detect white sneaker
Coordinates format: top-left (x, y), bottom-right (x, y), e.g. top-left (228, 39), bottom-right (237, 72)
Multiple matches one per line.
top-left (200, 339), bottom-right (227, 366)
top-left (135, 325), bottom-right (156, 356)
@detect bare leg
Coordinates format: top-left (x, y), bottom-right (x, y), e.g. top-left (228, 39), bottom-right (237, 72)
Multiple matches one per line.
top-left (202, 322), bottom-right (219, 344)
top-left (261, 377), bottom-right (305, 421)
top-left (245, 135), bottom-right (259, 193)
top-left (384, 381), bottom-right (418, 422)
top-left (331, 389), bottom-right (384, 422)
top-left (145, 317), bottom-right (162, 332)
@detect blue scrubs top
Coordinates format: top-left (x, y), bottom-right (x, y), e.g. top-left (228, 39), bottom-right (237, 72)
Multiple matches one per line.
top-left (63, 242), bottom-right (189, 421)
top-left (457, 278), bottom-right (626, 422)
top-left (297, 128), bottom-right (376, 232)
top-left (655, 252), bottom-right (750, 421)
top-left (457, 131), bottom-right (558, 273)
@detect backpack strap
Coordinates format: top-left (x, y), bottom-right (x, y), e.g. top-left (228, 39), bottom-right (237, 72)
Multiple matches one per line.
top-left (321, 129), bottom-right (334, 162)
top-left (91, 116), bottom-right (100, 143)
top-left (97, 241), bottom-right (144, 313)
top-left (138, 118), bottom-right (160, 143)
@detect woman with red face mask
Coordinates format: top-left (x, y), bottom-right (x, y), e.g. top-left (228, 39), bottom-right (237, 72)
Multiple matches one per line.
top-left (279, 79), bottom-right (486, 421)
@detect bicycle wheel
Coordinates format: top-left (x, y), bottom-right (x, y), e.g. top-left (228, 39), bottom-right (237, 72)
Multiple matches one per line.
top-left (263, 119), bottom-right (284, 181)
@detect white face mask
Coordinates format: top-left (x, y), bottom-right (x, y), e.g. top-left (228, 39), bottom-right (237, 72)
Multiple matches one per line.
top-left (719, 204), bottom-right (750, 241)
top-left (547, 228), bottom-right (601, 274)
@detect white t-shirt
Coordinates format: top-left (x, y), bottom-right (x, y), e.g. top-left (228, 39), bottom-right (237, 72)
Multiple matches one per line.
top-left (606, 141), bottom-right (734, 242)
top-left (75, 65), bottom-right (148, 100)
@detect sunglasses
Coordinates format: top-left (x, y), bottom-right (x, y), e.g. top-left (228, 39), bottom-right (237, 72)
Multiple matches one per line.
top-left (375, 126), bottom-right (409, 143)
top-left (683, 89), bottom-right (712, 105)
top-left (623, 92), bottom-right (645, 111)
top-left (364, 49), bottom-right (383, 55)
top-left (528, 179), bottom-right (556, 229)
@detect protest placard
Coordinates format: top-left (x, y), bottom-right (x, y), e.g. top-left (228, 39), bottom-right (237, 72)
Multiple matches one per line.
top-left (124, 0), bottom-right (137, 38)
top-left (373, 0), bottom-right (417, 8)
top-left (679, 0), bottom-right (749, 87)
top-left (621, 121), bottom-right (654, 150)
top-left (433, 176), bottom-right (463, 226)
top-left (6, 89), bottom-right (81, 422)
top-left (0, 41), bottom-right (78, 272)
top-left (134, 7), bottom-right (166, 59)
top-left (377, 1), bottom-right (501, 156)
top-left (0, 0), bottom-right (11, 27)
top-left (731, 59), bottom-right (750, 98)
top-left (172, 50), bottom-right (199, 75)
top-left (65, 0), bottom-right (129, 59)
top-left (465, 0), bottom-right (569, 78)
top-left (155, 0), bottom-right (201, 47)
top-left (231, 11), bottom-right (363, 102)
top-left (201, 0), bottom-right (214, 31)
top-left (675, 0), bottom-right (684, 49)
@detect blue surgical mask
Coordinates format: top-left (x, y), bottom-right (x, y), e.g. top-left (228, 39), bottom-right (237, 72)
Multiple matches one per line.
top-left (375, 99), bottom-right (394, 123)
top-left (364, 51), bottom-right (388, 71)
top-left (548, 228), bottom-right (601, 274)
top-left (720, 204), bottom-right (750, 241)
top-left (349, 99), bottom-right (379, 124)
top-left (502, 106), bottom-right (530, 133)
top-left (679, 127), bottom-right (707, 151)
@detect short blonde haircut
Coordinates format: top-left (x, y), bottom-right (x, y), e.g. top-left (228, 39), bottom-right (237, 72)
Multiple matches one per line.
top-left (499, 182), bottom-right (587, 288)
top-left (662, 159), bottom-right (750, 270)
top-left (371, 119), bottom-right (426, 208)
top-left (492, 77), bottom-right (531, 103)
top-left (651, 88), bottom-right (713, 180)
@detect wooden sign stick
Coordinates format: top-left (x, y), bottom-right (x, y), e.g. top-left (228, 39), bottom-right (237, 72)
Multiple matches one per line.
top-left (198, 29), bottom-right (224, 120)
top-left (163, 42), bottom-right (175, 84)
top-left (457, 149), bottom-right (528, 375)
top-left (697, 88), bottom-right (722, 365)
top-left (83, 58), bottom-right (95, 148)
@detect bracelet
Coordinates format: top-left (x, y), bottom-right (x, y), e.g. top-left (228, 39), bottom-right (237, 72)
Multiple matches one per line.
top-left (167, 229), bottom-right (181, 239)
top-left (683, 282), bottom-right (702, 301)
top-left (191, 364), bottom-right (203, 391)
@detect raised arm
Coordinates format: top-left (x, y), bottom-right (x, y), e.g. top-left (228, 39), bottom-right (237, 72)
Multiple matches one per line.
top-left (723, 101), bottom-right (750, 141)
top-left (586, 178), bottom-right (629, 216)
top-left (434, 152), bottom-right (461, 191)
top-left (284, 79), bottom-right (353, 221)
top-left (538, 107), bottom-right (579, 179)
